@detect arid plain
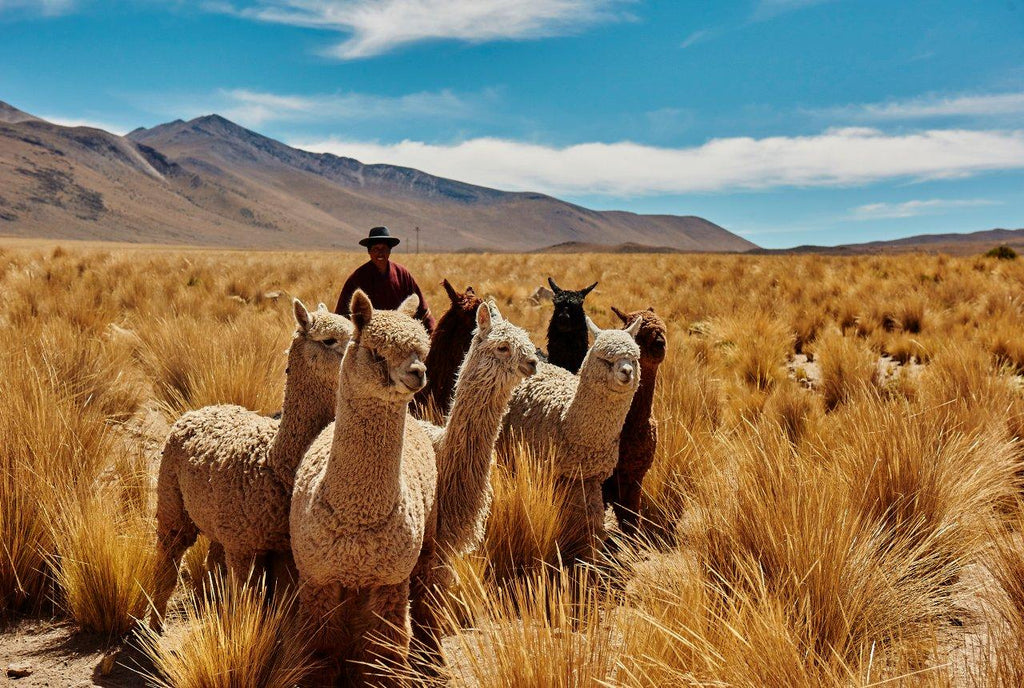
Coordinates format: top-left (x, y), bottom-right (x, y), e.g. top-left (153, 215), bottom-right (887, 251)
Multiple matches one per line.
top-left (5, 241), bottom-right (1024, 686)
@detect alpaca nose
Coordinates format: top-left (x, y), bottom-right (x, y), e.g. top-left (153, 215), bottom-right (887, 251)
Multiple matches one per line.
top-left (616, 362), bottom-right (635, 385)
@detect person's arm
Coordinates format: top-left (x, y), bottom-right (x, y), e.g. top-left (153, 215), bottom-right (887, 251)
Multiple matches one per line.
top-left (334, 270), bottom-right (360, 317)
top-left (409, 275), bottom-right (436, 334)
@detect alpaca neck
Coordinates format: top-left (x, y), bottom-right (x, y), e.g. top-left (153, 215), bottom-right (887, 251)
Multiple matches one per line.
top-left (546, 325), bottom-right (587, 373)
top-left (420, 323), bottom-right (473, 413)
top-left (564, 372), bottom-right (633, 447)
top-left (267, 345), bottom-right (335, 481)
top-left (624, 362), bottom-right (658, 431)
top-left (324, 371), bottom-right (407, 525)
top-left (436, 350), bottom-right (515, 548)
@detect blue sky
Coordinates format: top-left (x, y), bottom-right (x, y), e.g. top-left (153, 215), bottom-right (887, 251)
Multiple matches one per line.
top-left (1, 0), bottom-right (1022, 248)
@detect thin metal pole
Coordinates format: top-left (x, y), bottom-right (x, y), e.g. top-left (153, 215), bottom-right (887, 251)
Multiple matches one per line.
top-left (415, 226), bottom-right (420, 254)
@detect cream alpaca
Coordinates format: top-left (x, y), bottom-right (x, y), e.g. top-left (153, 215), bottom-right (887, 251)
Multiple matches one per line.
top-left (289, 291), bottom-right (436, 685)
top-left (501, 317), bottom-right (641, 563)
top-left (151, 301), bottom-right (352, 630)
top-left (410, 304), bottom-right (538, 661)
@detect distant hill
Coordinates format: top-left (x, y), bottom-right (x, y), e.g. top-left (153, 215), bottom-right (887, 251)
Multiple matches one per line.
top-left (0, 100), bottom-right (756, 252)
top-left (755, 227), bottom-right (1024, 256)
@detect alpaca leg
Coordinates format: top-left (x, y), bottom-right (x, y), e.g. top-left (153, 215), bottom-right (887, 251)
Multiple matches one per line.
top-left (299, 581), bottom-right (371, 683)
top-left (351, 581), bottom-right (412, 688)
top-left (205, 540), bottom-right (226, 576)
top-left (608, 468), bottom-right (645, 538)
top-left (409, 544), bottom-right (445, 677)
top-left (151, 460), bottom-right (199, 632)
top-left (266, 550), bottom-right (299, 598)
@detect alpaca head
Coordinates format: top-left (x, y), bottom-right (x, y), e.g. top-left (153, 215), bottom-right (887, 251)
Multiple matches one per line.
top-left (289, 299), bottom-right (354, 386)
top-left (467, 302), bottom-right (539, 384)
top-left (547, 278), bottom-right (597, 335)
top-left (346, 290), bottom-right (430, 400)
top-left (436, 279), bottom-right (484, 341)
top-left (610, 306), bottom-right (667, 366)
top-left (582, 316), bottom-right (642, 394)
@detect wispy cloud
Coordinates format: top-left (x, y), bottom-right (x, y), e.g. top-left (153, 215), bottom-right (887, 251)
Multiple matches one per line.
top-left (0, 0), bottom-right (76, 16)
top-left (214, 87), bottom-right (483, 126)
top-left (143, 87), bottom-right (488, 128)
top-left (849, 198), bottom-right (1001, 221)
top-left (220, 0), bottom-right (632, 58)
top-left (680, 29), bottom-right (711, 49)
top-left (292, 127), bottom-right (1024, 197)
top-left (820, 91), bottom-right (1024, 121)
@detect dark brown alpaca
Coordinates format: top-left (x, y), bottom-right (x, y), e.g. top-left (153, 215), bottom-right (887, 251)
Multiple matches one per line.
top-left (413, 279), bottom-right (483, 418)
top-left (601, 306), bottom-right (667, 537)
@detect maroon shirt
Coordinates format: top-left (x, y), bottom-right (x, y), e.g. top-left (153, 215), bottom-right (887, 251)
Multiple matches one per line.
top-left (334, 260), bottom-right (436, 333)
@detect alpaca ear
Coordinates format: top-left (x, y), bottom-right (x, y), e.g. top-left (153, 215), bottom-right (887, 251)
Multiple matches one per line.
top-left (398, 294), bottom-right (420, 317)
top-left (626, 317), bottom-right (642, 339)
top-left (350, 290), bottom-right (373, 331)
top-left (443, 279), bottom-right (458, 302)
top-left (581, 281), bottom-right (598, 297)
top-left (486, 300), bottom-right (504, 323)
top-left (610, 306), bottom-right (628, 324)
top-left (476, 303), bottom-right (492, 334)
top-left (647, 306), bottom-right (655, 313)
top-left (466, 285), bottom-right (475, 295)
top-left (293, 299), bottom-right (311, 333)
top-left (547, 277), bottom-right (562, 294)
top-left (586, 316), bottom-right (602, 338)
top-left (317, 302), bottom-right (329, 312)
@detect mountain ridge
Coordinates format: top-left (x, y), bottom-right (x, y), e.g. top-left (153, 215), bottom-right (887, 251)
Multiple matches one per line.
top-left (0, 100), bottom-right (756, 251)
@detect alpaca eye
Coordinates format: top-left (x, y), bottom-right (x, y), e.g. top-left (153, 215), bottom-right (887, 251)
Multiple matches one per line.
top-left (497, 344), bottom-right (510, 353)
top-left (322, 338), bottom-right (337, 347)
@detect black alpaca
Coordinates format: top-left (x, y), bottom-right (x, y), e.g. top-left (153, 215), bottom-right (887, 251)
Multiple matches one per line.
top-left (545, 277), bottom-right (598, 373)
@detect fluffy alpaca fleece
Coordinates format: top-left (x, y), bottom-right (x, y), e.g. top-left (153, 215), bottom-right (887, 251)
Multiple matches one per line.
top-left (413, 279), bottom-right (482, 418)
top-left (151, 301), bottom-right (352, 630)
top-left (601, 307), bottom-right (668, 536)
top-left (545, 277), bottom-right (597, 374)
top-left (289, 291), bottom-right (436, 684)
top-left (501, 316), bottom-right (642, 564)
top-left (409, 304), bottom-right (538, 662)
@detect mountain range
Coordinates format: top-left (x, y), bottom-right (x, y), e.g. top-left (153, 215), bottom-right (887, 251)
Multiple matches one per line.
top-left (0, 100), bottom-right (755, 252)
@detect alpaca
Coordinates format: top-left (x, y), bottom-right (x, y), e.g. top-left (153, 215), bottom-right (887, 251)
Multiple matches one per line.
top-left (601, 307), bottom-right (668, 537)
top-left (150, 301), bottom-right (353, 630)
top-left (289, 291), bottom-right (436, 685)
top-left (546, 277), bottom-right (598, 373)
top-left (501, 316), bottom-right (642, 564)
top-left (409, 303), bottom-right (538, 662)
top-left (413, 279), bottom-right (482, 418)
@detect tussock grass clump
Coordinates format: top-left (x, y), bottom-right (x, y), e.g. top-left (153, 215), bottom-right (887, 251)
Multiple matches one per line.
top-left (814, 327), bottom-right (877, 410)
top-left (139, 312), bottom-right (289, 418)
top-left (137, 571), bottom-right (317, 688)
top-left (50, 495), bottom-right (155, 637)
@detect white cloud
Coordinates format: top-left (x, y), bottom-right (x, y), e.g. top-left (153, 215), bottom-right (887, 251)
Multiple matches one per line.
top-left (0, 0), bottom-right (76, 15)
top-left (211, 87), bottom-right (480, 126)
top-left (822, 92), bottom-right (1024, 121)
top-left (292, 127), bottom-right (1024, 196)
top-left (228, 0), bottom-right (631, 58)
top-left (849, 198), bottom-right (1001, 221)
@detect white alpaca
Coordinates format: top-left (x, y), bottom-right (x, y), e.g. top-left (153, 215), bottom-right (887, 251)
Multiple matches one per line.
top-left (290, 291), bottom-right (436, 685)
top-left (409, 303), bottom-right (538, 662)
top-left (500, 316), bottom-right (642, 563)
top-left (151, 301), bottom-right (352, 630)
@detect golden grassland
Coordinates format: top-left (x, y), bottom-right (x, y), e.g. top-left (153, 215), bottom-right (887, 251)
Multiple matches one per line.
top-left (5, 242), bottom-right (1024, 686)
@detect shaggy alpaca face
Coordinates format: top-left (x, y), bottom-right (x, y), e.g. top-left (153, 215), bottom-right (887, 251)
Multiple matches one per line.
top-left (547, 278), bottom-right (597, 334)
top-left (473, 304), bottom-right (539, 381)
top-left (290, 300), bottom-right (354, 380)
top-left (584, 318), bottom-right (642, 393)
top-left (611, 306), bottom-right (667, 365)
top-left (347, 291), bottom-right (430, 399)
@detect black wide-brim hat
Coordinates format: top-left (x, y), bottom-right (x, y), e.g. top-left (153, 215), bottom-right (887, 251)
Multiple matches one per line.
top-left (359, 226), bottom-right (401, 247)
